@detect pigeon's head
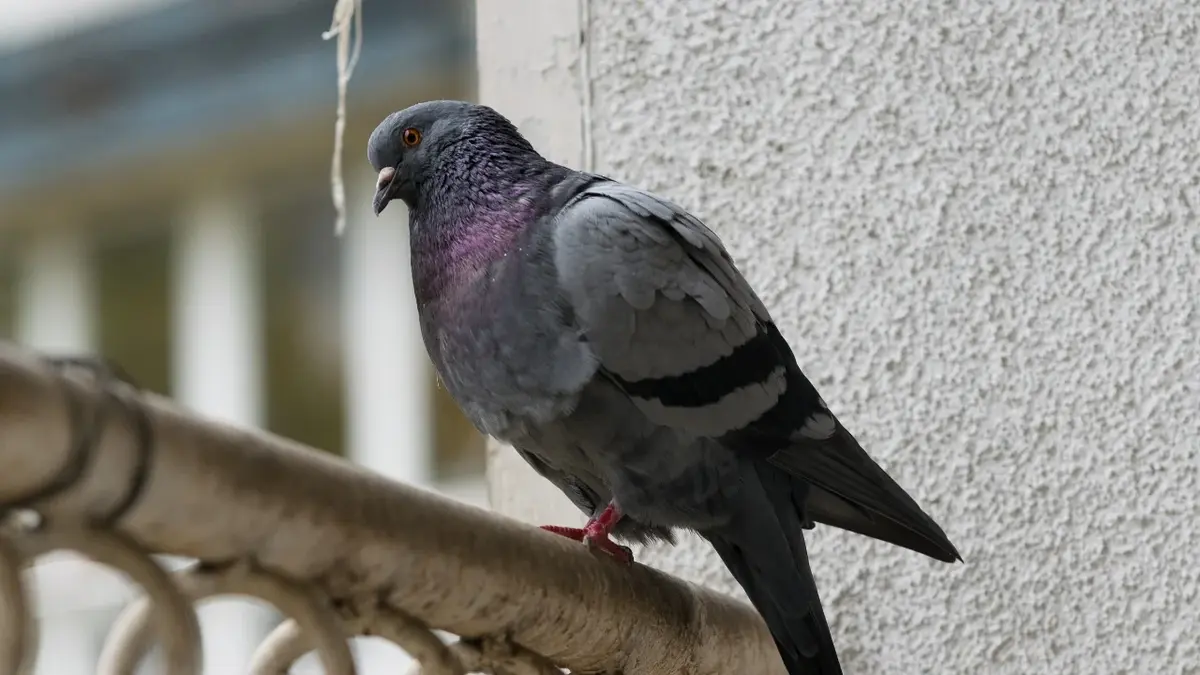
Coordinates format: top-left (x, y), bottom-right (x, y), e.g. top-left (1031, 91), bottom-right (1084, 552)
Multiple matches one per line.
top-left (367, 100), bottom-right (535, 215)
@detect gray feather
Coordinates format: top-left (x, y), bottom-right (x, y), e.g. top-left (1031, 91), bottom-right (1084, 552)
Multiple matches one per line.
top-left (552, 182), bottom-right (777, 435)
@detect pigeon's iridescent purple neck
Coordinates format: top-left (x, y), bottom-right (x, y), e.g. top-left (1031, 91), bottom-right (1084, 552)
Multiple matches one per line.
top-left (408, 152), bottom-right (566, 308)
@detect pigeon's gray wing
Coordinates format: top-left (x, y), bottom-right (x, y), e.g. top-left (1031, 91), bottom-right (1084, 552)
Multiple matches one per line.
top-left (551, 181), bottom-right (959, 563)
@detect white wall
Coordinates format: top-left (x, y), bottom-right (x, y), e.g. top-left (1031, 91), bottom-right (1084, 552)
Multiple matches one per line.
top-left (479, 1), bottom-right (1200, 673)
top-left (476, 0), bottom-right (598, 531)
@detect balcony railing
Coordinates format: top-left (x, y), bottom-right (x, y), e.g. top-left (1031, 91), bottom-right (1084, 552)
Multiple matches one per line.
top-left (0, 342), bottom-right (785, 674)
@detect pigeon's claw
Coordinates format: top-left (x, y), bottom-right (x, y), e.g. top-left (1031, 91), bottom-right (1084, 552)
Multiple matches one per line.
top-left (581, 531), bottom-right (634, 566)
top-left (539, 524), bottom-right (587, 541)
top-left (538, 501), bottom-right (633, 565)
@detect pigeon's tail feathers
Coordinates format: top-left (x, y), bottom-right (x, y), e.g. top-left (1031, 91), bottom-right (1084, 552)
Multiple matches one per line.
top-left (771, 420), bottom-right (962, 564)
top-left (704, 465), bottom-right (843, 675)
top-left (708, 535), bottom-right (842, 675)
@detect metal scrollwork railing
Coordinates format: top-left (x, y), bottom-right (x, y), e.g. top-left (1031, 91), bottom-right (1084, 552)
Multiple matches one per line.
top-left (0, 342), bottom-right (784, 674)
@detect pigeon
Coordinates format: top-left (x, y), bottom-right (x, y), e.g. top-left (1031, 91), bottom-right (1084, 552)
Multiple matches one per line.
top-left (368, 100), bottom-right (960, 675)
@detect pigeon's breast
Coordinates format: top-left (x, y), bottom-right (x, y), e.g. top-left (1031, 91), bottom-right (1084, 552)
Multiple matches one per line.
top-left (415, 228), bottom-right (600, 440)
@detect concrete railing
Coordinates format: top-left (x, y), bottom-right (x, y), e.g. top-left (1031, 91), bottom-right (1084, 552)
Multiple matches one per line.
top-left (0, 342), bottom-right (785, 674)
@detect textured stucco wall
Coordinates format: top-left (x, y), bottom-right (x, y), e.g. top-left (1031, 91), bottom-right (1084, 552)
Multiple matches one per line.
top-left (480, 1), bottom-right (1200, 673)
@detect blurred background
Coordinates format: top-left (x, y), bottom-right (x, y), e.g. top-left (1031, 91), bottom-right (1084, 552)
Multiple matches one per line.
top-left (0, 0), bottom-right (481, 672)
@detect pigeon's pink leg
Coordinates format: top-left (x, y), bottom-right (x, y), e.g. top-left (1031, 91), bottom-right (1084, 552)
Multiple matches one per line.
top-left (539, 502), bottom-right (633, 565)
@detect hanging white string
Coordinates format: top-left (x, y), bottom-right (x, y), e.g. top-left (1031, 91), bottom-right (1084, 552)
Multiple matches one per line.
top-left (323, 0), bottom-right (364, 237)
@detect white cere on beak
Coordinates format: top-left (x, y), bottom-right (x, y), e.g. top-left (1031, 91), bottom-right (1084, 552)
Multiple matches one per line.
top-left (377, 166), bottom-right (396, 191)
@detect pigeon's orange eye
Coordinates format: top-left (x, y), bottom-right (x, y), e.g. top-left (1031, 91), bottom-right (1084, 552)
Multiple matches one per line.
top-left (402, 128), bottom-right (422, 147)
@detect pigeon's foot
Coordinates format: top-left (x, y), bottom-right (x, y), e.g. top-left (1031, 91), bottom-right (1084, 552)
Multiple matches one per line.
top-left (582, 531), bottom-right (634, 566)
top-left (538, 502), bottom-right (633, 566)
top-left (539, 524), bottom-right (588, 541)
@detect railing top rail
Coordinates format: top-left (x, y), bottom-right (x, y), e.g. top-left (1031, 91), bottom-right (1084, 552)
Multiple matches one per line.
top-left (0, 343), bottom-right (783, 674)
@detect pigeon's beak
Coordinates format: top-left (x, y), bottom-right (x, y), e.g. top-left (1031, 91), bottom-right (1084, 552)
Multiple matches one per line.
top-left (373, 166), bottom-right (397, 216)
